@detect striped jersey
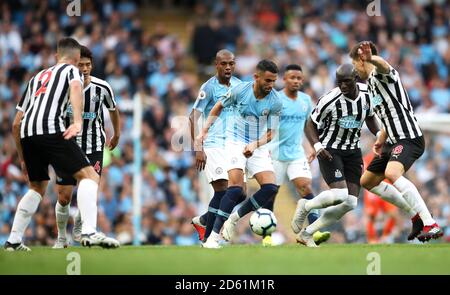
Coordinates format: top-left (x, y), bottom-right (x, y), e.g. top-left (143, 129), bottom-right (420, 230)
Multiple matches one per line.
top-left (367, 64), bottom-right (422, 144)
top-left (311, 82), bottom-right (373, 150)
top-left (16, 63), bottom-right (83, 138)
top-left (65, 76), bottom-right (116, 154)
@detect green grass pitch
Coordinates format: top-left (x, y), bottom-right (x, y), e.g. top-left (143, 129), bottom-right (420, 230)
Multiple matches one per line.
top-left (1, 244), bottom-right (449, 275)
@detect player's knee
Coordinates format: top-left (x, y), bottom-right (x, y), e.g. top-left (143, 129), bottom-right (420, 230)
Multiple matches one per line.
top-left (261, 183), bottom-right (279, 197)
top-left (297, 183), bottom-right (312, 196)
top-left (74, 166), bottom-right (99, 183)
top-left (212, 179), bottom-right (228, 192)
top-left (30, 182), bottom-right (47, 197)
top-left (330, 188), bottom-right (349, 204)
top-left (384, 169), bottom-right (401, 183)
top-left (360, 173), bottom-right (378, 190)
top-left (57, 188), bottom-right (72, 206)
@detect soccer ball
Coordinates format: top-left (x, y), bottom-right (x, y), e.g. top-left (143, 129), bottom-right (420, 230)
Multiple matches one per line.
top-left (249, 209), bottom-right (277, 236)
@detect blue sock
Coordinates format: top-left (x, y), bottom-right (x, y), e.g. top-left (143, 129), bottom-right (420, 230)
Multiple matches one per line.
top-left (212, 186), bottom-right (243, 234)
top-left (238, 184), bottom-right (278, 217)
top-left (304, 193), bottom-right (320, 224)
top-left (203, 190), bottom-right (226, 241)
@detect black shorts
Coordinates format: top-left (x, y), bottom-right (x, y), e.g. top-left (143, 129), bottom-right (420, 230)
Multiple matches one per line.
top-left (367, 136), bottom-right (425, 174)
top-left (55, 151), bottom-right (104, 186)
top-left (318, 148), bottom-right (363, 186)
top-left (21, 133), bottom-right (90, 183)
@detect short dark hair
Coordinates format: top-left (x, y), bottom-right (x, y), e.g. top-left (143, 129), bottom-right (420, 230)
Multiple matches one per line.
top-left (57, 37), bottom-right (80, 52)
top-left (349, 41), bottom-right (378, 59)
top-left (80, 45), bottom-right (93, 62)
top-left (285, 64), bottom-right (302, 72)
top-left (256, 59), bottom-right (278, 74)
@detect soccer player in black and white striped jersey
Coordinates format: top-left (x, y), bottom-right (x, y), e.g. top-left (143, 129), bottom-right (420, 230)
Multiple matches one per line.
top-left (291, 64), bottom-right (380, 247)
top-left (4, 38), bottom-right (119, 251)
top-left (53, 46), bottom-right (121, 249)
top-left (351, 41), bottom-right (443, 242)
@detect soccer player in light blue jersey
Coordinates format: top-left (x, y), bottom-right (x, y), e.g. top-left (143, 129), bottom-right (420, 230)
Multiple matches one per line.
top-left (189, 50), bottom-right (242, 243)
top-left (198, 60), bottom-right (282, 248)
top-left (263, 64), bottom-right (330, 246)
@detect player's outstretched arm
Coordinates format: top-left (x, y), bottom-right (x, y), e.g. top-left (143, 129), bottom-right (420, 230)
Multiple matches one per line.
top-left (107, 108), bottom-right (121, 150)
top-left (64, 80), bottom-right (83, 139)
top-left (358, 41), bottom-right (390, 74)
top-left (305, 118), bottom-right (332, 161)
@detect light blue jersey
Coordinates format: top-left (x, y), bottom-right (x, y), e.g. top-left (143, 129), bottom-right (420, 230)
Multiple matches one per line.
top-left (192, 76), bottom-right (241, 148)
top-left (221, 81), bottom-right (282, 144)
top-left (270, 90), bottom-right (313, 161)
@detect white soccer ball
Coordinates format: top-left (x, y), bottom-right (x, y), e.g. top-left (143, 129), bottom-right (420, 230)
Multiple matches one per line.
top-left (249, 209), bottom-right (277, 236)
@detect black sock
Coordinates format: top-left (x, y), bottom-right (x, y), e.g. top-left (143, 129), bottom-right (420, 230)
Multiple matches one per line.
top-left (304, 193), bottom-right (319, 224)
top-left (238, 184), bottom-right (279, 217)
top-left (212, 186), bottom-right (243, 234)
top-left (262, 185), bottom-right (279, 211)
top-left (204, 190), bottom-right (226, 241)
top-left (199, 213), bottom-right (208, 225)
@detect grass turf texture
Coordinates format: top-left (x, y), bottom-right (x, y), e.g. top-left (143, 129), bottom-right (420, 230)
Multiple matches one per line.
top-left (1, 244), bottom-right (449, 275)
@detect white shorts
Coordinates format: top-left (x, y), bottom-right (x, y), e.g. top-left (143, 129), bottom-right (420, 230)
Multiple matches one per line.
top-left (204, 147), bottom-right (229, 183)
top-left (273, 158), bottom-right (312, 186)
top-left (225, 141), bottom-right (274, 178)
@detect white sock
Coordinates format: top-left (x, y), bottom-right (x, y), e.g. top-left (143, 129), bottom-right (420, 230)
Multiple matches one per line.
top-left (393, 176), bottom-right (435, 225)
top-left (8, 190), bottom-right (42, 244)
top-left (74, 209), bottom-right (82, 226)
top-left (305, 195), bottom-right (357, 234)
top-left (77, 179), bottom-right (98, 235)
top-left (370, 182), bottom-right (416, 218)
top-left (55, 201), bottom-right (70, 239)
top-left (304, 188), bottom-right (348, 211)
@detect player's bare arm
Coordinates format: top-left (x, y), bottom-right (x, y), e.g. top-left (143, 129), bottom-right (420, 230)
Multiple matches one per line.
top-left (304, 118), bottom-right (332, 161)
top-left (63, 80), bottom-right (83, 140)
top-left (107, 108), bottom-right (121, 150)
top-left (189, 108), bottom-right (207, 171)
top-left (358, 41), bottom-right (390, 74)
top-left (243, 129), bottom-right (274, 158)
top-left (365, 115), bottom-right (383, 156)
top-left (373, 129), bottom-right (388, 156)
top-left (12, 111), bottom-right (27, 179)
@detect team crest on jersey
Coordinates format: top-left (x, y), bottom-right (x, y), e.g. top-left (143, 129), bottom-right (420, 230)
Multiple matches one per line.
top-left (372, 94), bottom-right (383, 106)
top-left (335, 169), bottom-right (343, 179)
top-left (302, 103), bottom-right (308, 113)
top-left (215, 167), bottom-right (223, 175)
top-left (262, 109), bottom-right (269, 116)
top-left (197, 90), bottom-right (206, 100)
top-left (91, 94), bottom-right (101, 103)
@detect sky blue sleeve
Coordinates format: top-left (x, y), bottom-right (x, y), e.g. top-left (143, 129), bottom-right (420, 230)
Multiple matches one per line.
top-left (192, 83), bottom-right (213, 113)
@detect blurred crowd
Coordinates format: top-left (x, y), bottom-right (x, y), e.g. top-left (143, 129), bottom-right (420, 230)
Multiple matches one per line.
top-left (0, 0), bottom-right (449, 246)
